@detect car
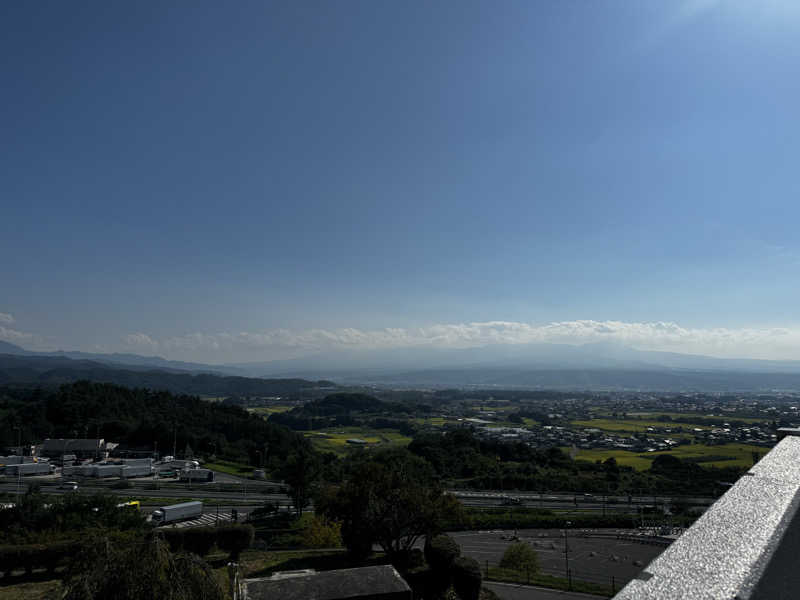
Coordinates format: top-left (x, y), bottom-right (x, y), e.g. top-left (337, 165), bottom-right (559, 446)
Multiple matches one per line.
top-left (60, 481), bottom-right (78, 491)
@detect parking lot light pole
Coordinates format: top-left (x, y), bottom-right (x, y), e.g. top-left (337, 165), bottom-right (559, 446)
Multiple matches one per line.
top-left (564, 520), bottom-right (572, 590)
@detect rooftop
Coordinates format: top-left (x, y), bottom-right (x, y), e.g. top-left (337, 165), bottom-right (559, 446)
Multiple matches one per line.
top-left (243, 565), bottom-right (411, 600)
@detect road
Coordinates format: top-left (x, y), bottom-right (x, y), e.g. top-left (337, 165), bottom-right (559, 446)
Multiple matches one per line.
top-left (450, 490), bottom-right (715, 513)
top-left (486, 582), bottom-right (605, 600)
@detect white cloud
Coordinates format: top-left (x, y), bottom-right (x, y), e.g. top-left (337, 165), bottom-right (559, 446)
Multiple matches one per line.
top-left (123, 333), bottom-right (159, 350)
top-left (123, 320), bottom-right (800, 362)
top-left (0, 325), bottom-right (32, 343)
top-left (0, 313), bottom-right (14, 324)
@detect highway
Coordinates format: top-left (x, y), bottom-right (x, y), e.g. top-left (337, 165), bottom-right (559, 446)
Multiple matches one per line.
top-left (450, 490), bottom-right (716, 512)
top-left (0, 476), bottom-right (716, 515)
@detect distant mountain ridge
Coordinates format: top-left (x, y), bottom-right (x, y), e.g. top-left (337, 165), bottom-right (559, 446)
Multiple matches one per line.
top-left (0, 353), bottom-right (335, 396)
top-left (0, 341), bottom-right (246, 375)
top-left (5, 339), bottom-right (800, 391)
top-left (237, 341), bottom-right (800, 378)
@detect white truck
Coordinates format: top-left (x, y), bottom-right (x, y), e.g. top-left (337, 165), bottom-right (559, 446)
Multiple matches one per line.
top-left (151, 501), bottom-right (203, 525)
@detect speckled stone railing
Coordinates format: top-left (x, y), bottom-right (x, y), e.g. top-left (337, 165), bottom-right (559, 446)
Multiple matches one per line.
top-left (612, 428), bottom-right (800, 600)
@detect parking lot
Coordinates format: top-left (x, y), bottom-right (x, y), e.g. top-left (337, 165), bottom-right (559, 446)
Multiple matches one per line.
top-left (451, 528), bottom-right (667, 587)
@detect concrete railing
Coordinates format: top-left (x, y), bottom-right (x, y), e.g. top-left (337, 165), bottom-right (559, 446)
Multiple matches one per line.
top-left (613, 428), bottom-right (800, 599)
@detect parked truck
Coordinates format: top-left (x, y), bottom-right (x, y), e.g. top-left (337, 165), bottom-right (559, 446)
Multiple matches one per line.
top-left (151, 501), bottom-right (203, 525)
top-left (179, 468), bottom-right (215, 483)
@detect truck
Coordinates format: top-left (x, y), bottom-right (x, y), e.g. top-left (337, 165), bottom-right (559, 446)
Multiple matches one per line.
top-left (179, 468), bottom-right (215, 483)
top-left (151, 501), bottom-right (203, 525)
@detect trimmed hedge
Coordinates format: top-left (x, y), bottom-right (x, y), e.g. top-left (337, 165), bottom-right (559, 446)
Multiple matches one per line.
top-left (0, 540), bottom-right (78, 576)
top-left (182, 527), bottom-right (217, 557)
top-left (216, 524), bottom-right (254, 561)
top-left (156, 524), bottom-right (254, 560)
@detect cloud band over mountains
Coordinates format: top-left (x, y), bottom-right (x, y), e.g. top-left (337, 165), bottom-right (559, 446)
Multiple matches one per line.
top-left (121, 320), bottom-right (800, 362)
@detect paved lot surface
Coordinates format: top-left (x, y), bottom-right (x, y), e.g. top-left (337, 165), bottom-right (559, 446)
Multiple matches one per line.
top-left (485, 582), bottom-right (605, 600)
top-left (452, 529), bottom-right (666, 588)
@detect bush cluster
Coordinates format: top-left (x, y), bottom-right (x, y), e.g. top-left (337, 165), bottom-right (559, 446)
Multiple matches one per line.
top-left (156, 524), bottom-right (254, 560)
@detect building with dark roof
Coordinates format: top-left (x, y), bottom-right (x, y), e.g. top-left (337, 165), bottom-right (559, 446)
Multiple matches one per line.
top-left (41, 438), bottom-right (106, 460)
top-left (242, 565), bottom-right (411, 600)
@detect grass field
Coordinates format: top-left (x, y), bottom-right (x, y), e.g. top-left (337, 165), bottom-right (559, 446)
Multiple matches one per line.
top-left (412, 417), bottom-right (453, 426)
top-left (568, 443), bottom-right (768, 470)
top-left (248, 405), bottom-right (293, 416)
top-left (204, 459), bottom-right (256, 476)
top-left (305, 428), bottom-right (412, 455)
top-left (571, 418), bottom-right (712, 433)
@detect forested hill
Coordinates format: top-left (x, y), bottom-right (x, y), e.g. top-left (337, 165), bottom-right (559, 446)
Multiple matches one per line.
top-left (0, 381), bottom-right (306, 468)
top-left (0, 354), bottom-right (334, 397)
top-left (268, 392), bottom-right (430, 431)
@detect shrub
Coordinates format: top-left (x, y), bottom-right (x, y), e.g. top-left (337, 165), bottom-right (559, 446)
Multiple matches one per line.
top-left (451, 556), bottom-right (482, 600)
top-left (424, 534), bottom-right (461, 573)
top-left (498, 542), bottom-right (539, 573)
top-left (303, 515), bottom-right (342, 548)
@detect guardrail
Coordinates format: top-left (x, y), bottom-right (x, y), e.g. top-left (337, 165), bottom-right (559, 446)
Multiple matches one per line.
top-left (612, 428), bottom-right (800, 599)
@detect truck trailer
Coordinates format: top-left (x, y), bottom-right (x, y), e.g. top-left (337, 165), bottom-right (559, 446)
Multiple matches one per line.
top-left (120, 464), bottom-right (152, 478)
top-left (4, 462), bottom-right (53, 476)
top-left (151, 501), bottom-right (203, 525)
top-left (0, 455), bottom-right (34, 466)
top-left (91, 465), bottom-right (122, 478)
top-left (122, 458), bottom-right (153, 467)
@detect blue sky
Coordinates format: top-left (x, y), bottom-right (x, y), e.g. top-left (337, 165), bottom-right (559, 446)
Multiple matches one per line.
top-left (3, 0), bottom-right (800, 362)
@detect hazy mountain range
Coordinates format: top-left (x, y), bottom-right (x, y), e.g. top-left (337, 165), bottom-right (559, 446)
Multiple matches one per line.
top-left (4, 339), bottom-right (800, 391)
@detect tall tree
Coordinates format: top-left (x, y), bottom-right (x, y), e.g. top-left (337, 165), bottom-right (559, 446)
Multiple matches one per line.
top-left (278, 441), bottom-right (322, 517)
top-left (320, 448), bottom-right (459, 561)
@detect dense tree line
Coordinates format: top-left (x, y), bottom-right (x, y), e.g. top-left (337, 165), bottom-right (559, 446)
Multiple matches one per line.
top-left (407, 429), bottom-right (746, 495)
top-left (0, 381), bottom-right (306, 467)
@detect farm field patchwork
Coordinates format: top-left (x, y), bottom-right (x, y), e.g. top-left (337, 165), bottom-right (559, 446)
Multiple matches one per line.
top-left (567, 443), bottom-right (768, 470)
top-left (571, 418), bottom-right (713, 432)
